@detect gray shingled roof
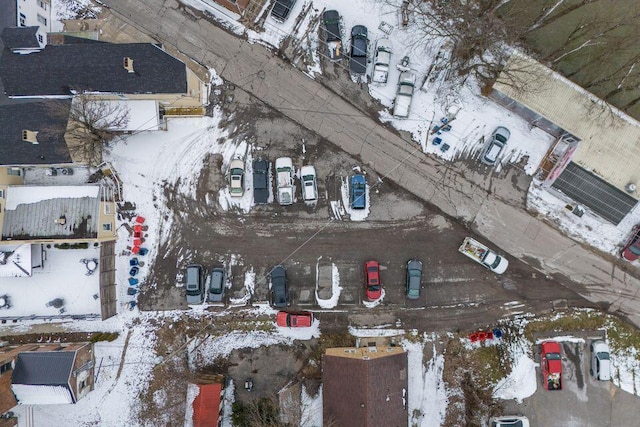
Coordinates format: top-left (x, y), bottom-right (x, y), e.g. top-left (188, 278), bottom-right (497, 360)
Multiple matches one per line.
top-left (12, 352), bottom-right (75, 386)
top-left (0, 101), bottom-right (72, 166)
top-left (2, 195), bottom-right (99, 240)
top-left (1, 26), bottom-right (39, 50)
top-left (0, 41), bottom-right (188, 96)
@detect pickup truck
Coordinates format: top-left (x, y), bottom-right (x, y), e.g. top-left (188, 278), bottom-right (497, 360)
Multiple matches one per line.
top-left (372, 38), bottom-right (392, 84)
top-left (275, 157), bottom-right (294, 206)
top-left (541, 340), bottom-right (562, 390)
top-left (322, 10), bottom-right (343, 61)
top-left (458, 237), bottom-right (509, 274)
top-left (392, 71), bottom-right (416, 119)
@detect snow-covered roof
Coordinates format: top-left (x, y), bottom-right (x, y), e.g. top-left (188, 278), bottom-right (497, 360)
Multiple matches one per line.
top-left (2, 185), bottom-right (101, 240)
top-left (0, 243), bottom-right (33, 277)
top-left (11, 385), bottom-right (74, 405)
top-left (493, 54), bottom-right (640, 200)
top-left (79, 99), bottom-right (160, 132)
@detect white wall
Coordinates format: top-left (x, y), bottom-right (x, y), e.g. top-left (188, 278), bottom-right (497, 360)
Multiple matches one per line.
top-left (16, 0), bottom-right (52, 46)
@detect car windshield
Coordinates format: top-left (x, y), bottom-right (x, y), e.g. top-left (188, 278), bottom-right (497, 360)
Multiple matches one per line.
top-left (490, 256), bottom-right (503, 269)
top-left (368, 284), bottom-right (380, 291)
top-left (597, 351), bottom-right (610, 360)
top-left (495, 134), bottom-right (507, 143)
top-left (630, 241), bottom-right (640, 255)
top-left (231, 168), bottom-right (243, 175)
top-left (546, 352), bottom-right (561, 360)
top-left (277, 167), bottom-right (290, 173)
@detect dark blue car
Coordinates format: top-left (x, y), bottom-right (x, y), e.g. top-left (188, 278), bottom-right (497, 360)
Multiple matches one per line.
top-left (350, 174), bottom-right (366, 209)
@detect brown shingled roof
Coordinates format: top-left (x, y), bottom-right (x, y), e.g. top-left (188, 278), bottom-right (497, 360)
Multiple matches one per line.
top-left (322, 347), bottom-right (407, 427)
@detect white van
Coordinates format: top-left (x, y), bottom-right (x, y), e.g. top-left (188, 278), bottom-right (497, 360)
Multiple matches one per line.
top-left (300, 165), bottom-right (317, 202)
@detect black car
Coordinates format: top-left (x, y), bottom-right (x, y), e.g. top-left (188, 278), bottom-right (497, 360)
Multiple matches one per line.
top-left (253, 159), bottom-right (269, 204)
top-left (349, 25), bottom-right (368, 75)
top-left (322, 10), bottom-right (343, 61)
top-left (270, 265), bottom-right (289, 307)
top-left (270, 0), bottom-right (296, 23)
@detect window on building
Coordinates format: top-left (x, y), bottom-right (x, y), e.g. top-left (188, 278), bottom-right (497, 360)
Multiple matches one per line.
top-left (80, 380), bottom-right (86, 389)
top-left (7, 168), bottom-right (22, 176)
top-left (39, 0), bottom-right (47, 10)
top-left (38, 34), bottom-right (43, 43)
top-left (0, 362), bottom-right (12, 374)
top-left (104, 203), bottom-right (112, 214)
top-left (37, 14), bottom-right (47, 25)
top-left (0, 190), bottom-right (4, 198)
top-left (102, 223), bottom-right (112, 231)
top-left (19, 13), bottom-right (26, 26)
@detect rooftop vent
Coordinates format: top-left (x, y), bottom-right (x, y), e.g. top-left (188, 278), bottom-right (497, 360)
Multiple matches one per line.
top-left (55, 216), bottom-right (67, 226)
top-left (123, 57), bottom-right (134, 73)
top-left (22, 130), bottom-right (39, 144)
top-left (626, 183), bottom-right (637, 193)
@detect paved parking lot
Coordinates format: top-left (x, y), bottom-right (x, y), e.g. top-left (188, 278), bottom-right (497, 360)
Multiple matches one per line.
top-left (139, 99), bottom-right (592, 331)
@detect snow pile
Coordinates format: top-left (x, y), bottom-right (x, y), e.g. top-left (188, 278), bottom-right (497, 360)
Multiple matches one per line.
top-left (230, 267), bottom-right (256, 306)
top-left (403, 337), bottom-right (448, 427)
top-left (493, 339), bottom-right (537, 402)
top-left (316, 262), bottom-right (342, 309)
top-left (183, 383), bottom-right (200, 427)
top-left (363, 289), bottom-right (385, 308)
top-left (300, 384), bottom-right (323, 427)
top-left (612, 347), bottom-right (640, 397)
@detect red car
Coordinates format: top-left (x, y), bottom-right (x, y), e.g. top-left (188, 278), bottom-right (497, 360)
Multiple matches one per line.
top-left (540, 340), bottom-right (562, 390)
top-left (621, 225), bottom-right (640, 261)
top-left (364, 260), bottom-right (382, 300)
top-left (276, 311), bottom-right (313, 328)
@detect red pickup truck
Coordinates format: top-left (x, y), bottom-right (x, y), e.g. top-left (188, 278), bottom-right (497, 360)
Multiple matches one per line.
top-left (541, 340), bottom-right (562, 390)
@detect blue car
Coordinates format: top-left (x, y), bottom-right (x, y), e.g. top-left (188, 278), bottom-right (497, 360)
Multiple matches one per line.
top-left (350, 174), bottom-right (366, 209)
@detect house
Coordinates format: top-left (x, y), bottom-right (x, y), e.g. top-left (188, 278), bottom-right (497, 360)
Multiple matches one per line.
top-left (0, 0), bottom-right (51, 47)
top-left (0, 341), bottom-right (94, 411)
top-left (0, 185), bottom-right (117, 320)
top-left (490, 53), bottom-right (640, 225)
top-left (187, 375), bottom-right (225, 427)
top-left (322, 345), bottom-right (407, 427)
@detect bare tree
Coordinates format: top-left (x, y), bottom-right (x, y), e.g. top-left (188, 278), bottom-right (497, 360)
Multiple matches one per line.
top-left (48, 93), bottom-right (130, 166)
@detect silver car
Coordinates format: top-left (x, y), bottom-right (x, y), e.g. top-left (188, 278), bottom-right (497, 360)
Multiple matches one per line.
top-left (207, 267), bottom-right (226, 303)
top-left (590, 340), bottom-right (611, 381)
top-left (489, 416), bottom-right (529, 427)
top-left (481, 126), bottom-right (510, 166)
top-left (185, 264), bottom-right (204, 304)
top-left (406, 259), bottom-right (423, 300)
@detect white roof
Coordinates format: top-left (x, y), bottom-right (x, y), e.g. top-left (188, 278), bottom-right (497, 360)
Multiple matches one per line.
top-left (5, 186), bottom-right (100, 210)
top-left (11, 385), bottom-right (74, 405)
top-left (76, 99), bottom-right (160, 132)
top-left (0, 244), bottom-right (32, 277)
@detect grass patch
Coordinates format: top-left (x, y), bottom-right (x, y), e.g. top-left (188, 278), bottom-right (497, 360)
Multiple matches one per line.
top-left (524, 310), bottom-right (606, 340)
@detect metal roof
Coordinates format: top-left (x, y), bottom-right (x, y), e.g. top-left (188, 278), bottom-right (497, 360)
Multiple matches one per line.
top-left (2, 186), bottom-right (100, 240)
top-left (552, 162), bottom-right (637, 225)
top-left (12, 352), bottom-right (75, 386)
top-left (493, 54), bottom-right (640, 200)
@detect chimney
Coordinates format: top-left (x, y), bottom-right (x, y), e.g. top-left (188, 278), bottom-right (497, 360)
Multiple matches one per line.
top-left (22, 130), bottom-right (39, 144)
top-left (123, 57), bottom-right (134, 73)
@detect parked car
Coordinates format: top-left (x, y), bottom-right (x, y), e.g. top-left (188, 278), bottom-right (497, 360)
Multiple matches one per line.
top-left (185, 264), bottom-right (205, 304)
top-left (392, 71), bottom-right (416, 119)
top-left (590, 340), bottom-right (611, 381)
top-left (349, 25), bottom-right (368, 75)
top-left (253, 159), bottom-right (270, 204)
top-left (371, 38), bottom-right (392, 84)
top-left (350, 174), bottom-right (366, 209)
top-left (276, 311), bottom-right (313, 327)
top-left (207, 267), bottom-right (225, 303)
top-left (621, 224), bottom-right (640, 261)
top-left (488, 416), bottom-right (530, 427)
top-left (540, 340), bottom-right (562, 390)
top-left (270, 265), bottom-right (289, 307)
top-left (364, 260), bottom-right (382, 300)
top-left (322, 10), bottom-right (343, 61)
top-left (270, 0), bottom-right (296, 23)
top-left (300, 165), bottom-right (318, 203)
top-left (481, 126), bottom-right (510, 166)
top-left (275, 157), bottom-right (294, 205)
top-left (229, 159), bottom-right (245, 197)
top-left (406, 259), bottom-right (423, 299)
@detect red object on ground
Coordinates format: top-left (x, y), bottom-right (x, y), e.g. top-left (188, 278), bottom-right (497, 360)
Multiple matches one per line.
top-left (469, 333), bottom-right (479, 342)
top-left (135, 216), bottom-right (146, 225)
top-left (477, 332), bottom-right (487, 341)
top-left (276, 311), bottom-right (313, 327)
top-left (133, 231), bottom-right (142, 238)
top-left (541, 340), bottom-right (563, 390)
top-left (133, 238), bottom-right (142, 247)
top-left (192, 383), bottom-right (222, 427)
top-left (486, 331), bottom-right (494, 340)
top-left (131, 246), bottom-right (141, 255)
top-left (133, 224), bottom-right (143, 233)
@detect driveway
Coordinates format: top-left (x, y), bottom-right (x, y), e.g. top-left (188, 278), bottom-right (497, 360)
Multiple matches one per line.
top-left (99, 0), bottom-right (640, 327)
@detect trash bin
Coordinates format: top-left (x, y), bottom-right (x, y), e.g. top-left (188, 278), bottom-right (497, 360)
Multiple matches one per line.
top-left (492, 328), bottom-right (503, 339)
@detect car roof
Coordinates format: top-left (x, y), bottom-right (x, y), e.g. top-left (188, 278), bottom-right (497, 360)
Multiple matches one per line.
top-left (300, 165), bottom-right (316, 176)
top-left (323, 9), bottom-right (339, 20)
top-left (351, 25), bottom-right (367, 35)
top-left (275, 157), bottom-right (293, 168)
top-left (271, 265), bottom-right (286, 277)
top-left (541, 340), bottom-right (561, 352)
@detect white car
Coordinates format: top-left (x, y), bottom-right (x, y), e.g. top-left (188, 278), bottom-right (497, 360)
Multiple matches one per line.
top-left (275, 157), bottom-right (294, 205)
top-left (590, 340), bottom-right (611, 381)
top-left (481, 126), bottom-right (510, 166)
top-left (489, 416), bottom-right (530, 427)
top-left (371, 38), bottom-right (392, 84)
top-left (229, 159), bottom-right (245, 197)
top-left (300, 165), bottom-right (317, 202)
top-left (392, 71), bottom-right (416, 119)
